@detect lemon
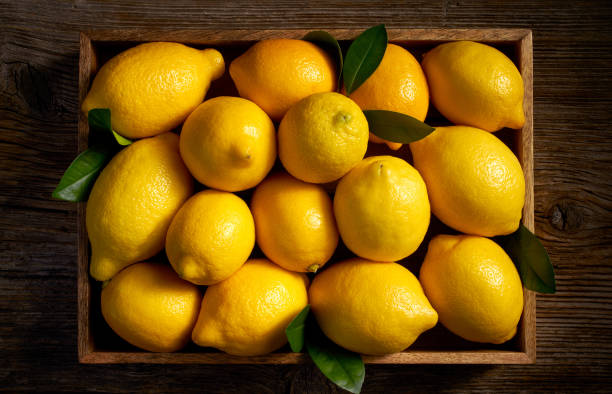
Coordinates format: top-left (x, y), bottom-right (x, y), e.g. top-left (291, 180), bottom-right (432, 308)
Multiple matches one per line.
top-left (179, 96), bottom-right (276, 192)
top-left (333, 156), bottom-right (430, 261)
top-left (192, 259), bottom-right (309, 356)
top-left (101, 262), bottom-right (201, 352)
top-left (310, 258), bottom-right (437, 355)
top-left (229, 39), bottom-right (336, 120)
top-left (87, 133), bottom-right (193, 281)
top-left (419, 235), bottom-right (524, 344)
top-left (422, 40), bottom-right (525, 132)
top-left (82, 42), bottom-right (224, 139)
top-left (278, 92), bottom-right (369, 184)
top-left (410, 126), bottom-right (525, 237)
top-left (251, 172), bottom-right (338, 273)
top-left (165, 190), bottom-right (255, 285)
top-left (347, 43), bottom-right (429, 151)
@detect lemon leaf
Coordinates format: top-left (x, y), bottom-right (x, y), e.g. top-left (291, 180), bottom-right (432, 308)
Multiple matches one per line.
top-left (52, 145), bottom-right (114, 201)
top-left (285, 305), bottom-right (310, 352)
top-left (494, 224), bottom-right (556, 294)
top-left (305, 315), bottom-right (365, 394)
top-left (303, 31), bottom-right (344, 90)
top-left (88, 108), bottom-right (132, 146)
top-left (363, 109), bottom-right (435, 143)
top-left (343, 24), bottom-right (387, 95)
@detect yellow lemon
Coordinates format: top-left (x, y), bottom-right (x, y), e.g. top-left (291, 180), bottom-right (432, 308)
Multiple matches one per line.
top-left (419, 235), bottom-right (524, 344)
top-left (165, 190), bottom-right (255, 285)
top-left (278, 92), bottom-right (369, 183)
top-left (310, 258), bottom-right (437, 355)
top-left (179, 96), bottom-right (276, 192)
top-left (192, 259), bottom-right (309, 356)
top-left (410, 126), bottom-right (525, 236)
top-left (87, 133), bottom-right (193, 281)
top-left (83, 42), bottom-right (224, 139)
top-left (101, 262), bottom-right (201, 352)
top-left (251, 172), bottom-right (338, 273)
top-left (347, 43), bottom-right (429, 150)
top-left (333, 156), bottom-right (430, 261)
top-left (229, 39), bottom-right (336, 120)
top-left (422, 40), bottom-right (525, 132)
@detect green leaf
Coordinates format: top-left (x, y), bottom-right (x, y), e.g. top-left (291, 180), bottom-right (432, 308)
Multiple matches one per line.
top-left (494, 223), bottom-right (556, 294)
top-left (303, 31), bottom-right (344, 89)
top-left (88, 108), bottom-right (132, 146)
top-left (285, 305), bottom-right (310, 352)
top-left (343, 24), bottom-right (388, 95)
top-left (305, 316), bottom-right (365, 394)
top-left (52, 145), bottom-right (114, 202)
top-left (363, 109), bottom-right (435, 143)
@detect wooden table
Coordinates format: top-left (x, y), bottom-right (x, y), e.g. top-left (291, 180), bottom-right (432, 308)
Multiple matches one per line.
top-left (1, 1), bottom-right (611, 391)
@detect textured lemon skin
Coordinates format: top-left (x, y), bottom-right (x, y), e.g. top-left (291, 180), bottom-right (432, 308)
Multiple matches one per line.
top-left (310, 258), bottom-right (438, 355)
top-left (101, 262), bottom-right (202, 352)
top-left (348, 43), bottom-right (429, 151)
top-left (278, 92), bottom-right (369, 184)
top-left (179, 96), bottom-right (276, 192)
top-left (82, 42), bottom-right (224, 139)
top-left (192, 259), bottom-right (309, 356)
top-left (333, 156), bottom-right (430, 262)
top-left (87, 133), bottom-right (194, 281)
top-left (251, 172), bottom-right (338, 273)
top-left (229, 39), bottom-right (336, 120)
top-left (166, 190), bottom-right (255, 285)
top-left (419, 235), bottom-right (524, 344)
top-left (422, 40), bottom-right (525, 132)
top-left (410, 126), bottom-right (525, 237)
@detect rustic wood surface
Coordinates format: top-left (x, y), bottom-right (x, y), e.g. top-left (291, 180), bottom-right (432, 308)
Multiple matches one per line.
top-left (1, 0), bottom-right (611, 392)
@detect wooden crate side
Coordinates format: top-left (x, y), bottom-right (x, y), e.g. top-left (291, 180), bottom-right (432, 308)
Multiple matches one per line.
top-left (517, 30), bottom-right (536, 363)
top-left (77, 32), bottom-right (94, 362)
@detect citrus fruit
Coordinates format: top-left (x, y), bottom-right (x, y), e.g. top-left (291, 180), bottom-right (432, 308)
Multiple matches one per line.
top-left (87, 133), bottom-right (193, 281)
top-left (101, 262), bottom-right (201, 352)
top-left (179, 96), bottom-right (276, 192)
top-left (229, 39), bottom-right (336, 120)
top-left (347, 43), bottom-right (429, 150)
top-left (192, 259), bottom-right (309, 356)
top-left (333, 156), bottom-right (430, 261)
top-left (250, 172), bottom-right (338, 273)
top-left (419, 234), bottom-right (524, 344)
top-left (82, 42), bottom-right (224, 139)
top-left (309, 258), bottom-right (438, 355)
top-left (165, 190), bottom-right (255, 285)
top-left (278, 92), bottom-right (369, 183)
top-left (410, 125), bottom-right (525, 237)
top-left (422, 40), bottom-right (525, 132)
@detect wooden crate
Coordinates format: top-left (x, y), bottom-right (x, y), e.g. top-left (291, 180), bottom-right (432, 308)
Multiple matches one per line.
top-left (78, 29), bottom-right (535, 364)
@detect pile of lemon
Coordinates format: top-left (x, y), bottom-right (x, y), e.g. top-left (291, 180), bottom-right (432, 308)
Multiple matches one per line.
top-left (83, 38), bottom-right (526, 356)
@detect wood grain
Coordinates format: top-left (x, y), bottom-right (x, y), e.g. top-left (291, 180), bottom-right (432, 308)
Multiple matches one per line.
top-left (1, 0), bottom-right (611, 392)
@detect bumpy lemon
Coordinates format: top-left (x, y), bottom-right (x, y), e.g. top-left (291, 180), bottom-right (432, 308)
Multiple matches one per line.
top-left (251, 172), bottom-right (338, 273)
top-left (192, 259), bottom-right (309, 356)
top-left (422, 40), bottom-right (525, 132)
top-left (310, 258), bottom-right (437, 355)
top-left (87, 133), bottom-right (193, 281)
top-left (179, 96), bottom-right (276, 192)
top-left (333, 156), bottom-right (430, 261)
top-left (348, 43), bottom-right (429, 150)
top-left (410, 126), bottom-right (525, 237)
top-left (165, 190), bottom-right (255, 285)
top-left (278, 92), bottom-right (369, 184)
top-left (229, 39), bottom-right (336, 120)
top-left (420, 235), bottom-right (524, 344)
top-left (101, 262), bottom-right (201, 352)
top-left (83, 42), bottom-right (224, 139)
